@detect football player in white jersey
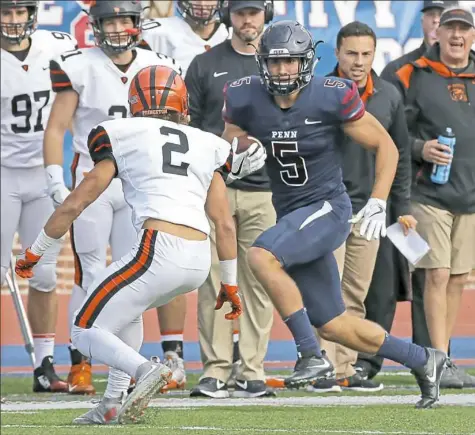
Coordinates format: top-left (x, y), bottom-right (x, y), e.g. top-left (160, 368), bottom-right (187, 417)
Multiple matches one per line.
top-left (43, 0), bottom-right (182, 396)
top-left (142, 0), bottom-right (229, 75)
top-left (0, 0), bottom-right (77, 393)
top-left (16, 64), bottom-right (266, 424)
top-left (137, 0), bottom-right (229, 390)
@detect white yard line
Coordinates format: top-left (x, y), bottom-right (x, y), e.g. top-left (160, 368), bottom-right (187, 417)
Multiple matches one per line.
top-left (1, 425), bottom-right (473, 435)
top-left (1, 394), bottom-right (474, 412)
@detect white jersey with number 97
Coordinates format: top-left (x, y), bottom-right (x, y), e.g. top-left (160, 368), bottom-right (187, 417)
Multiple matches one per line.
top-left (1, 30), bottom-right (77, 168)
top-left (87, 117), bottom-right (231, 235)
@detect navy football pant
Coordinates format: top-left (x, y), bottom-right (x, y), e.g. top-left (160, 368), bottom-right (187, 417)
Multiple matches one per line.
top-left (253, 192), bottom-right (352, 327)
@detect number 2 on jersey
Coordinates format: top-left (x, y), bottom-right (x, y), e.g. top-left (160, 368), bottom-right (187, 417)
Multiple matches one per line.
top-left (160, 126), bottom-right (189, 176)
top-left (11, 91), bottom-right (50, 134)
top-left (272, 141), bottom-right (308, 186)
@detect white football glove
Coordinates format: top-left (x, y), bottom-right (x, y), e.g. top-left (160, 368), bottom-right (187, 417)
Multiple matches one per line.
top-left (227, 136), bottom-right (267, 182)
top-left (46, 165), bottom-right (70, 208)
top-left (350, 198), bottom-right (387, 241)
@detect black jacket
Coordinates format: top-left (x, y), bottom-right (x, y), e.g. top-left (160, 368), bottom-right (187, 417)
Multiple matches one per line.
top-left (331, 67), bottom-right (413, 302)
top-left (380, 43), bottom-right (427, 83)
top-left (387, 43), bottom-right (475, 214)
top-left (185, 40), bottom-right (270, 191)
top-left (329, 68), bottom-right (412, 217)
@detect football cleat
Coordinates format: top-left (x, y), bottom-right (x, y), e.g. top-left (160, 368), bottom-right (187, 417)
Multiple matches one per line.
top-left (160, 351), bottom-right (186, 392)
top-left (412, 348), bottom-right (447, 409)
top-left (33, 356), bottom-right (68, 393)
top-left (73, 395), bottom-right (123, 425)
top-left (118, 361), bottom-right (171, 424)
top-left (284, 352), bottom-right (334, 389)
top-left (68, 361), bottom-right (96, 395)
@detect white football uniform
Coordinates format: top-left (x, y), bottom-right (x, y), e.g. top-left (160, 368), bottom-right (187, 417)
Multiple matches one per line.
top-left (72, 117), bottom-right (230, 353)
top-left (49, 46), bottom-right (182, 293)
top-left (0, 29), bottom-right (77, 291)
top-left (142, 17), bottom-right (229, 76)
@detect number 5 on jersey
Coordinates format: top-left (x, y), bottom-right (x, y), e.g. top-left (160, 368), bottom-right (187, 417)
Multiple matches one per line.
top-left (272, 141), bottom-right (308, 186)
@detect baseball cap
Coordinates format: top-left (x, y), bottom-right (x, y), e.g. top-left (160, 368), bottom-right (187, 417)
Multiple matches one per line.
top-left (421, 0), bottom-right (458, 13)
top-left (440, 7), bottom-right (474, 27)
top-left (229, 0), bottom-right (266, 13)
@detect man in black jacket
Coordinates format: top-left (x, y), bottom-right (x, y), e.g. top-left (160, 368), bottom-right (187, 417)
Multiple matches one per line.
top-left (385, 6), bottom-right (475, 389)
top-left (381, 0), bottom-right (458, 81)
top-left (359, 0), bottom-right (458, 386)
top-left (185, 0), bottom-right (276, 399)
top-left (315, 21), bottom-right (417, 393)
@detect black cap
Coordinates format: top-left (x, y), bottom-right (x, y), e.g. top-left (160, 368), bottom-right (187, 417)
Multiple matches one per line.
top-left (229, 0), bottom-right (266, 13)
top-left (421, 0), bottom-right (458, 12)
top-left (440, 7), bottom-right (474, 27)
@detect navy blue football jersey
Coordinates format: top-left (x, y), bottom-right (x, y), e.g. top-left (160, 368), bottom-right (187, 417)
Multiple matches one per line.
top-left (222, 75), bottom-right (365, 218)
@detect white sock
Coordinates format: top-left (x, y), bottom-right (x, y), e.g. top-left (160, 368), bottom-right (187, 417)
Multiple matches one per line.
top-left (33, 334), bottom-right (55, 368)
top-left (71, 325), bottom-right (147, 378)
top-left (104, 316), bottom-right (144, 399)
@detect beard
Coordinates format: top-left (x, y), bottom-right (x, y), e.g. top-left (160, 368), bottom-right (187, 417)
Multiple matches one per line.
top-left (235, 23), bottom-right (264, 43)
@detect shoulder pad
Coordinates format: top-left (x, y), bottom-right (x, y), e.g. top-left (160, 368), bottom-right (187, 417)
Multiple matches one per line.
top-left (222, 75), bottom-right (257, 127)
top-left (320, 77), bottom-right (365, 122)
top-left (49, 47), bottom-right (87, 93)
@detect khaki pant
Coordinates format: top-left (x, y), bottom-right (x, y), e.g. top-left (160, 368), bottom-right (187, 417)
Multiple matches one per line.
top-left (198, 187), bottom-right (276, 382)
top-left (411, 202), bottom-right (475, 274)
top-left (320, 222), bottom-right (380, 379)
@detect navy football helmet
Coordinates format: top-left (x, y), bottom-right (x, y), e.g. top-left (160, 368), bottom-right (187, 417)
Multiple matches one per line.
top-left (0, 0), bottom-right (38, 44)
top-left (256, 20), bottom-right (316, 96)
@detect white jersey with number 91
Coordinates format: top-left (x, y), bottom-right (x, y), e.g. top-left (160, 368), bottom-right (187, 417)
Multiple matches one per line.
top-left (50, 46), bottom-right (182, 164)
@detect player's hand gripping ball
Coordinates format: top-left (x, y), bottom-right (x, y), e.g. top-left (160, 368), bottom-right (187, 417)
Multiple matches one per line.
top-left (227, 135), bottom-right (267, 182)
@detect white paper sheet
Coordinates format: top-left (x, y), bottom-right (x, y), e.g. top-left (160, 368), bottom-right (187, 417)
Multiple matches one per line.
top-left (386, 223), bottom-right (431, 266)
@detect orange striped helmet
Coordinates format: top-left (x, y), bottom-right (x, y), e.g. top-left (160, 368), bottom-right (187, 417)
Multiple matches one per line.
top-left (128, 65), bottom-right (188, 117)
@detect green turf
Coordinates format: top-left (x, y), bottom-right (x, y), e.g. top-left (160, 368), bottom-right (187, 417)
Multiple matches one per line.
top-left (2, 370), bottom-right (475, 435)
top-left (2, 370), bottom-right (475, 398)
top-left (2, 405), bottom-right (475, 435)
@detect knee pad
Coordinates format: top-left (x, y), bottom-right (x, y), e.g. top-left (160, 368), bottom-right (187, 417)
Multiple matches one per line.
top-left (1, 266), bottom-right (7, 287)
top-left (30, 262), bottom-right (56, 292)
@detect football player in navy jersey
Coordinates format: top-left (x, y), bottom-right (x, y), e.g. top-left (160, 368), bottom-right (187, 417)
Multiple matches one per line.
top-left (222, 20), bottom-right (446, 409)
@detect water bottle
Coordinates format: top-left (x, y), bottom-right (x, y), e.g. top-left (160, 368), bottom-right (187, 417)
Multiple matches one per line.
top-left (430, 127), bottom-right (456, 185)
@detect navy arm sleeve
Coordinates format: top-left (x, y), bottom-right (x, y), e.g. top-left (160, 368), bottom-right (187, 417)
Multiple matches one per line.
top-left (322, 77), bottom-right (365, 123)
top-left (337, 80), bottom-right (366, 122)
top-left (87, 126), bottom-right (118, 176)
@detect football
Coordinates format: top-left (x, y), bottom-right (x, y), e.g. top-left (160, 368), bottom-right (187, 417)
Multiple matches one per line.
top-left (235, 135), bottom-right (263, 154)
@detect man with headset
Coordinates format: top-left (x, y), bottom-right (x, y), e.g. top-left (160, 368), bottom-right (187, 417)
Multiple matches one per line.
top-left (185, 0), bottom-right (276, 398)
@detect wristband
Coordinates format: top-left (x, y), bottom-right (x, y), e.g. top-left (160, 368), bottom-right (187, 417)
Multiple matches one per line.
top-left (30, 229), bottom-right (58, 256)
top-left (220, 259), bottom-right (237, 286)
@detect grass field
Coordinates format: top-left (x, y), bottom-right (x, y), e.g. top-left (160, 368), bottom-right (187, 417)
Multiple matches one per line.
top-left (2, 370), bottom-right (475, 435)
